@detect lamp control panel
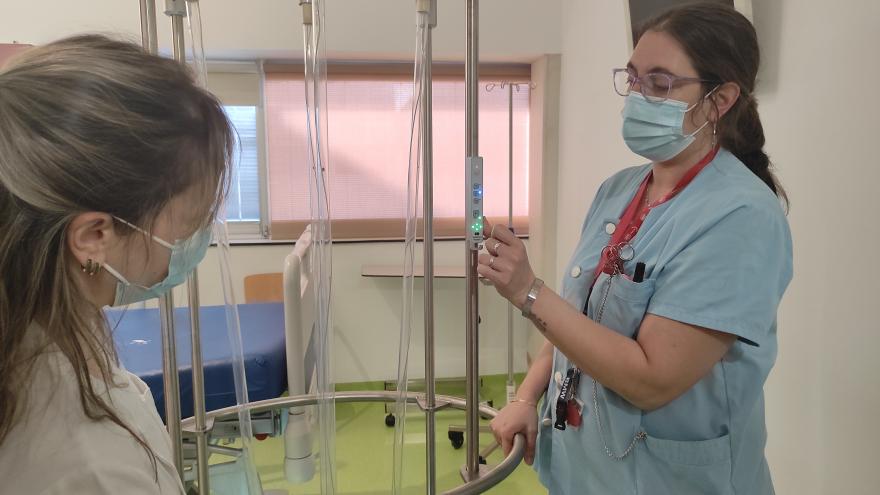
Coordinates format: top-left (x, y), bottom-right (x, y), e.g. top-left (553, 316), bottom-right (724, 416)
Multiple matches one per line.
top-left (466, 156), bottom-right (483, 250)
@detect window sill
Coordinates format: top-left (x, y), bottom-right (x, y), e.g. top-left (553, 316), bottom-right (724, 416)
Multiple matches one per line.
top-left (212, 234), bottom-right (529, 247)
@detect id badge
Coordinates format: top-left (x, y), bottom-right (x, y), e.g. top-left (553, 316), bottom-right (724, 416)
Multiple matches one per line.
top-left (566, 398), bottom-right (584, 429)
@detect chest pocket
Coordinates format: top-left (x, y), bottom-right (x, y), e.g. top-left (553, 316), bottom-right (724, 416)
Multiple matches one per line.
top-left (586, 271), bottom-right (655, 337)
top-left (582, 272), bottom-right (655, 456)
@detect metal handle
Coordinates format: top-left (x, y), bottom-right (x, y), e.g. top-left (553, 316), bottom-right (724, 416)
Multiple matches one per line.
top-left (180, 391), bottom-right (526, 495)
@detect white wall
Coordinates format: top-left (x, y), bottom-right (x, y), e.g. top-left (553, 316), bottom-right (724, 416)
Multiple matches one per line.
top-left (556, 1), bottom-right (880, 494)
top-left (556, 1), bottom-right (638, 280)
top-left (526, 55), bottom-right (562, 362)
top-left (170, 240), bottom-right (531, 384)
top-left (754, 1), bottom-right (880, 493)
top-left (0, 0), bottom-right (561, 62)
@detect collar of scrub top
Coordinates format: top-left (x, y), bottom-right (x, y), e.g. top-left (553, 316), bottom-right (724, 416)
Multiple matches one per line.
top-left (589, 145), bottom-right (720, 289)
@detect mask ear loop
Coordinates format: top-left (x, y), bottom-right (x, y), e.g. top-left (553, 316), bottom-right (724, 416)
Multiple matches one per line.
top-left (112, 216), bottom-right (175, 250)
top-left (687, 84), bottom-right (721, 143)
top-left (103, 260), bottom-right (154, 292)
top-left (103, 263), bottom-right (132, 287)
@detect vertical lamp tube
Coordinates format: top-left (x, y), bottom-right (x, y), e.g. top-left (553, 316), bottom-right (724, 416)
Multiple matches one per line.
top-left (301, 1), bottom-right (337, 493)
top-left (392, 3), bottom-right (428, 493)
top-left (182, 0), bottom-right (264, 490)
top-left (182, 3), bottom-right (210, 491)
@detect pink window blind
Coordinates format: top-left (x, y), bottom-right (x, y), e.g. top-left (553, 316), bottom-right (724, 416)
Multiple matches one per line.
top-left (0, 44), bottom-right (32, 67)
top-left (265, 69), bottom-right (530, 240)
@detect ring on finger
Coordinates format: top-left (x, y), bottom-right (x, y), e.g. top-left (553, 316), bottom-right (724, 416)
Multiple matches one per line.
top-left (495, 242), bottom-right (503, 255)
top-left (489, 256), bottom-right (496, 268)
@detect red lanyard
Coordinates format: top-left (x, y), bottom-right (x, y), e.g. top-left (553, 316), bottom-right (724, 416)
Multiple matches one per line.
top-left (591, 146), bottom-right (719, 283)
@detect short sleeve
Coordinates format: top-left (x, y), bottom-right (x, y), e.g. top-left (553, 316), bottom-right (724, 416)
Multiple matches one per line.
top-left (647, 204), bottom-right (793, 346)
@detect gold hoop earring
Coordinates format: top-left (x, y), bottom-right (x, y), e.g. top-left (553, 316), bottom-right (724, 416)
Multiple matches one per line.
top-left (81, 259), bottom-right (102, 277)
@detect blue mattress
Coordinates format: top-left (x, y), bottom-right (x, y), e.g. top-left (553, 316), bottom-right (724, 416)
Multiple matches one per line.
top-left (107, 303), bottom-right (287, 423)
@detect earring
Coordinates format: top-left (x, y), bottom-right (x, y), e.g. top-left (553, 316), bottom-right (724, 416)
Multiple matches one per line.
top-left (81, 259), bottom-right (102, 276)
top-left (712, 121), bottom-right (718, 146)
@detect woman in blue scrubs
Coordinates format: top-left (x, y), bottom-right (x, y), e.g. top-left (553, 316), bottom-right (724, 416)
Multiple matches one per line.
top-left (484, 4), bottom-right (792, 494)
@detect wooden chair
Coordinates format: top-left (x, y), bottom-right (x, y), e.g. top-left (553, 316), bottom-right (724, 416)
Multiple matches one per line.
top-left (243, 273), bottom-right (284, 303)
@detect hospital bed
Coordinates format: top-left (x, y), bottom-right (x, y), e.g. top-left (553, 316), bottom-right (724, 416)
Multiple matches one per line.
top-left (110, 303), bottom-right (288, 423)
top-left (108, 226), bottom-right (318, 487)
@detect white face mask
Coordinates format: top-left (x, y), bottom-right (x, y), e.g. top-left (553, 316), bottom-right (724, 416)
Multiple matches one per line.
top-left (103, 217), bottom-right (212, 306)
top-left (620, 89), bottom-right (715, 162)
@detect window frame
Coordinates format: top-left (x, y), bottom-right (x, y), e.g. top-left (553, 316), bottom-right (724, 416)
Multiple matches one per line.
top-left (208, 62), bottom-right (271, 241)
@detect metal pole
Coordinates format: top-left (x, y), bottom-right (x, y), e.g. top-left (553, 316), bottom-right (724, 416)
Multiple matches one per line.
top-left (159, 293), bottom-right (184, 479)
top-left (139, 0), bottom-right (159, 54)
top-left (506, 83), bottom-right (515, 403)
top-left (171, 15), bottom-right (185, 62)
top-left (418, 1), bottom-right (438, 492)
top-left (179, 1), bottom-right (211, 491)
top-left (160, 0), bottom-right (189, 483)
top-left (464, 0), bottom-right (481, 481)
top-left (187, 271), bottom-right (210, 493)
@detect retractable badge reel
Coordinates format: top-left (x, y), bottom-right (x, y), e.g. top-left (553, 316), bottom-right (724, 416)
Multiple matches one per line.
top-left (603, 241), bottom-right (635, 276)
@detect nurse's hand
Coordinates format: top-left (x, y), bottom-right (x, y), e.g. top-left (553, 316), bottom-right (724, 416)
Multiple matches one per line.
top-left (478, 219), bottom-right (536, 308)
top-left (490, 400), bottom-right (538, 465)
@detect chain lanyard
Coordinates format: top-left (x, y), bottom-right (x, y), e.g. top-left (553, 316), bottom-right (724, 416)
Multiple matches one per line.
top-left (590, 270), bottom-right (647, 460)
top-left (555, 243), bottom-right (632, 432)
top-left (556, 261), bottom-right (646, 459)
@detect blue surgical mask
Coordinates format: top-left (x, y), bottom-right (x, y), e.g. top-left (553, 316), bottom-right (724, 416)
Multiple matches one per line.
top-left (621, 90), bottom-right (714, 162)
top-left (103, 217), bottom-right (212, 307)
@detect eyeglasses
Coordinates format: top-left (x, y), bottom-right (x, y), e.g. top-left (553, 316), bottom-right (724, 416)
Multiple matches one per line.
top-left (613, 68), bottom-right (719, 103)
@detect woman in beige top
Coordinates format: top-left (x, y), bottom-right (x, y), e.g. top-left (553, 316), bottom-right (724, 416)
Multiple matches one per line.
top-left (0, 35), bottom-right (234, 494)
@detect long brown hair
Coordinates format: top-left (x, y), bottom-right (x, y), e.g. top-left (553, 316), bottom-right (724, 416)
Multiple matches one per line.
top-left (638, 2), bottom-right (788, 209)
top-left (0, 34), bottom-right (233, 465)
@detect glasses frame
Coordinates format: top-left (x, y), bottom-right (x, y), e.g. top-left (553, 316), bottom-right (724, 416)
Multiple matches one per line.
top-left (613, 68), bottom-right (720, 103)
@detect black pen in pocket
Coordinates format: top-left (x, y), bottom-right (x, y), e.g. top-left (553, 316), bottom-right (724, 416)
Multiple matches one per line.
top-left (633, 262), bottom-right (646, 283)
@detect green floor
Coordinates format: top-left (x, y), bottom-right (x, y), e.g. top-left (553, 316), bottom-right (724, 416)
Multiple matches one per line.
top-left (243, 374), bottom-right (546, 494)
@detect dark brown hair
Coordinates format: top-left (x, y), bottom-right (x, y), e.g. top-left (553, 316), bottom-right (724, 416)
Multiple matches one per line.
top-left (639, 2), bottom-right (788, 209)
top-left (0, 34), bottom-right (233, 470)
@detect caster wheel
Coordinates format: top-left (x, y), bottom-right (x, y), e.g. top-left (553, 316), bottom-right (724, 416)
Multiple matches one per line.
top-left (449, 431), bottom-right (464, 449)
top-left (385, 413), bottom-right (396, 427)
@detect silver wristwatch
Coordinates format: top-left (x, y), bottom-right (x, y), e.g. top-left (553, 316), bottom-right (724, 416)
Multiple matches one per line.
top-left (521, 277), bottom-right (544, 318)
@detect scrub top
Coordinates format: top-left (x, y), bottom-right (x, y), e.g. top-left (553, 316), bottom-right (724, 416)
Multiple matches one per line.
top-left (533, 149), bottom-right (792, 495)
